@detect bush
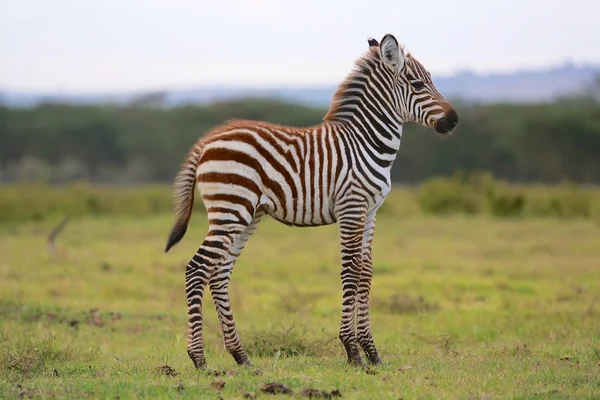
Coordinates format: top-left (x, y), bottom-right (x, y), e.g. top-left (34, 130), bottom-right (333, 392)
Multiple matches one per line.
top-left (0, 182), bottom-right (205, 223)
top-left (416, 172), bottom-right (598, 219)
top-left (487, 192), bottom-right (525, 217)
top-left (524, 183), bottom-right (592, 218)
top-left (416, 176), bottom-right (482, 215)
top-left (483, 177), bottom-right (525, 218)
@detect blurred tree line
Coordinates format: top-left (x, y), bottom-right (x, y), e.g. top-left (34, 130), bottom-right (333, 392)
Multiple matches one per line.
top-left (1, 95), bottom-right (599, 184)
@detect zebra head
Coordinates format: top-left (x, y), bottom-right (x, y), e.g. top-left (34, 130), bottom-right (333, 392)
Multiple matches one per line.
top-left (370, 34), bottom-right (459, 134)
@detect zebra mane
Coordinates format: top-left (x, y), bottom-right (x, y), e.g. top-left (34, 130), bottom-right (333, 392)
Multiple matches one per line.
top-left (323, 49), bottom-right (380, 121)
top-left (324, 43), bottom-right (410, 122)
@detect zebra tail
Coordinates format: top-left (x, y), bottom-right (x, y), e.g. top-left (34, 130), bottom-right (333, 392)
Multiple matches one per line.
top-left (164, 144), bottom-right (203, 253)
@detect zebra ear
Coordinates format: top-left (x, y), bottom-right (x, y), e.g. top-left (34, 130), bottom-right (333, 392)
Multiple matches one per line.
top-left (367, 37), bottom-right (379, 48)
top-left (380, 34), bottom-right (405, 69)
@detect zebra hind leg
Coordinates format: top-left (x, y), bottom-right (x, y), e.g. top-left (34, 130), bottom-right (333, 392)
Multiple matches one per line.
top-left (185, 213), bottom-right (250, 369)
top-left (209, 210), bottom-right (264, 366)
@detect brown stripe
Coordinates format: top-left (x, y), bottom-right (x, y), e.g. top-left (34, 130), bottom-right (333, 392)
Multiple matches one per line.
top-left (197, 171), bottom-right (260, 204)
top-left (203, 194), bottom-right (255, 217)
top-left (200, 146), bottom-right (288, 217)
top-left (226, 133), bottom-right (298, 212)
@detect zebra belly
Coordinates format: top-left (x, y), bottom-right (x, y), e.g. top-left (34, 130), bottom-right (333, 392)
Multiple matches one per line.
top-left (368, 181), bottom-right (392, 213)
top-left (260, 192), bottom-right (336, 227)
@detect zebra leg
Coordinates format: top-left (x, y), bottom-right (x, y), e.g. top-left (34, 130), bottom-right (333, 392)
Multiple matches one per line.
top-left (209, 210), bottom-right (264, 366)
top-left (186, 216), bottom-right (249, 369)
top-left (337, 209), bottom-right (367, 366)
top-left (356, 211), bottom-right (383, 364)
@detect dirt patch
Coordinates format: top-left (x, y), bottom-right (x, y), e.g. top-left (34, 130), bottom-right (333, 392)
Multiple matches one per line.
top-left (261, 382), bottom-right (293, 395)
top-left (87, 308), bottom-right (104, 327)
top-left (156, 365), bottom-right (178, 377)
top-left (206, 369), bottom-right (237, 377)
top-left (299, 388), bottom-right (343, 398)
top-left (212, 381), bottom-right (226, 391)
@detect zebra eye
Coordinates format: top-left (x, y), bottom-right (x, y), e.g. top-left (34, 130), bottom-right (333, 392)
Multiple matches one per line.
top-left (411, 80), bottom-right (425, 90)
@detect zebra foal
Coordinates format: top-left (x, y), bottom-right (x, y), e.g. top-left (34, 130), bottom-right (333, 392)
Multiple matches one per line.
top-left (165, 33), bottom-right (458, 369)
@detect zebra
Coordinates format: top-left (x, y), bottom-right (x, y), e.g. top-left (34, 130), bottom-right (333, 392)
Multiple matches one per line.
top-left (164, 33), bottom-right (458, 369)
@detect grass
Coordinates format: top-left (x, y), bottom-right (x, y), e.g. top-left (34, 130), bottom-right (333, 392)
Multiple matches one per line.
top-left (1, 211), bottom-right (599, 399)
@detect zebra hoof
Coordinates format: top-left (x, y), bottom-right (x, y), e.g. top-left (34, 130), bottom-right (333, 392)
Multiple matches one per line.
top-left (232, 351), bottom-right (253, 367)
top-left (347, 355), bottom-right (364, 367)
top-left (368, 355), bottom-right (383, 365)
top-left (187, 351), bottom-right (207, 370)
top-left (238, 359), bottom-right (254, 367)
top-left (191, 358), bottom-right (207, 370)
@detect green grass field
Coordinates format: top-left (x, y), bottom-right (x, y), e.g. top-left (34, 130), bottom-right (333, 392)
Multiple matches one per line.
top-left (1, 211), bottom-right (599, 399)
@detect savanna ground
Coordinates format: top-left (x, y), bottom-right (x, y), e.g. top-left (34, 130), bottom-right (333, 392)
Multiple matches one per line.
top-left (1, 194), bottom-right (600, 399)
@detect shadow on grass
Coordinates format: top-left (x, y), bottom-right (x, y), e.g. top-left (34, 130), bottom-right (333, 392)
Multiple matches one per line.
top-left (243, 325), bottom-right (341, 358)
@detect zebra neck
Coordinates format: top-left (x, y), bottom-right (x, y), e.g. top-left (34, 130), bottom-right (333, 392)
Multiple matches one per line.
top-left (324, 60), bottom-right (405, 158)
top-left (319, 120), bottom-right (403, 171)
top-left (331, 114), bottom-right (404, 158)
top-left (325, 88), bottom-right (404, 154)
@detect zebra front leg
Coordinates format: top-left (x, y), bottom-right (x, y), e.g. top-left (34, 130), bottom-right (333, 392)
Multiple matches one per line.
top-left (185, 231), bottom-right (235, 369)
top-left (337, 209), bottom-right (367, 366)
top-left (209, 210), bottom-right (264, 366)
top-left (356, 211), bottom-right (383, 364)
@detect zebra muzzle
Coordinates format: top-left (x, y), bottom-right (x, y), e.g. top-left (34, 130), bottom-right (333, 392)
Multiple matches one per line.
top-left (434, 108), bottom-right (459, 134)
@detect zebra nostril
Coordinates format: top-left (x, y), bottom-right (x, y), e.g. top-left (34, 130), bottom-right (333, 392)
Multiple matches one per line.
top-left (448, 109), bottom-right (459, 126)
top-left (435, 109), bottom-right (459, 134)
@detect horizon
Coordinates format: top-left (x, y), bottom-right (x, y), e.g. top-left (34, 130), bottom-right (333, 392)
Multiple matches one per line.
top-left (2, 0), bottom-right (599, 93)
top-left (2, 60), bottom-right (598, 96)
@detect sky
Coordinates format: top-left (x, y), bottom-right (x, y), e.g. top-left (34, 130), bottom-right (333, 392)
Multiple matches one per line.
top-left (1, 0), bottom-right (599, 92)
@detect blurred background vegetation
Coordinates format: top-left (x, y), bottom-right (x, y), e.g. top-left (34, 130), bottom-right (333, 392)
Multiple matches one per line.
top-left (2, 92), bottom-right (600, 184)
top-left (1, 86), bottom-right (600, 223)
